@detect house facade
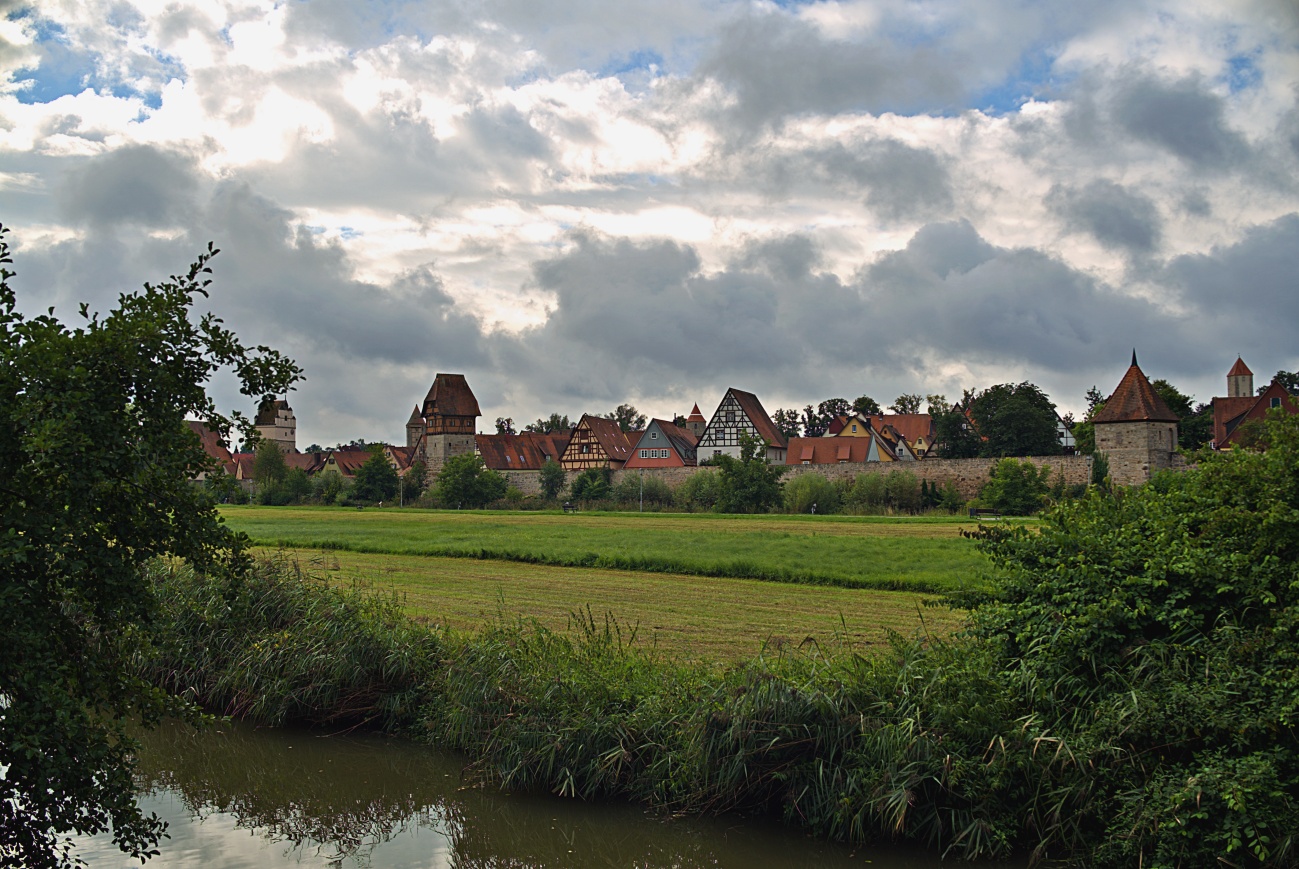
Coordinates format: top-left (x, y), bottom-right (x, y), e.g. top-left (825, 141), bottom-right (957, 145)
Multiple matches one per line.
top-left (624, 419), bottom-right (698, 469)
top-left (1212, 357), bottom-right (1299, 448)
top-left (559, 415), bottom-right (635, 470)
top-left (696, 388), bottom-right (788, 464)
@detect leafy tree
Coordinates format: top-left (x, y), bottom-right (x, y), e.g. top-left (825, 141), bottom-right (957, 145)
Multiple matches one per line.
top-left (1089, 451), bottom-right (1110, 489)
top-left (1261, 370), bottom-right (1299, 395)
top-left (967, 382), bottom-right (1061, 457)
top-left (1071, 386), bottom-right (1107, 455)
top-left (403, 459), bottom-right (428, 501)
top-left (252, 439), bottom-right (287, 489)
top-left (494, 417), bottom-right (516, 435)
top-left (613, 472), bottom-right (674, 508)
top-left (304, 443), bottom-right (325, 453)
top-left (930, 391), bottom-right (981, 458)
top-left (351, 445), bottom-right (399, 502)
top-left (604, 404), bottom-right (647, 432)
top-left (282, 467), bottom-right (312, 503)
top-left (772, 407), bottom-right (802, 439)
top-left (713, 432), bottom-right (786, 514)
top-left (852, 395), bottom-right (882, 416)
top-left (435, 453), bottom-right (508, 508)
top-left (568, 466), bottom-right (612, 502)
top-left (313, 469), bottom-right (348, 505)
top-left (675, 469), bottom-right (720, 511)
top-left (0, 229), bottom-right (299, 868)
top-left (979, 457), bottom-right (1051, 515)
top-left (800, 404), bottom-right (828, 437)
top-left (925, 393), bottom-right (951, 415)
top-left (818, 397), bottom-right (852, 421)
top-left (889, 393), bottom-right (923, 414)
top-left (538, 458), bottom-right (566, 500)
top-left (1150, 378), bottom-right (1212, 450)
top-left (524, 413), bottom-right (572, 434)
top-left (784, 473), bottom-right (840, 514)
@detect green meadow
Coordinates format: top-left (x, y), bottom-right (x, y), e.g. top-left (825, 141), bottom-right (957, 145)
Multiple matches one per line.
top-left (219, 507), bottom-right (991, 593)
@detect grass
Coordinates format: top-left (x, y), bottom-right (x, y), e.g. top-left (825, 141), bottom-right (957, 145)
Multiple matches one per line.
top-left (221, 507), bottom-right (993, 593)
top-left (269, 548), bottom-right (964, 661)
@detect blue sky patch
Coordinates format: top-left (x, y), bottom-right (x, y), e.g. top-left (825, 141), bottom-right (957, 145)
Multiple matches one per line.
top-left (1225, 53), bottom-right (1260, 93)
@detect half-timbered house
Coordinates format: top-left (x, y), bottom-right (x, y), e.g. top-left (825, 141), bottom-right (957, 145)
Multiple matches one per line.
top-left (559, 415), bottom-right (635, 470)
top-left (696, 388), bottom-right (788, 464)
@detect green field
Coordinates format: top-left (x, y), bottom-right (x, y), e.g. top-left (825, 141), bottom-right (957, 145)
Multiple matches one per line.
top-left (220, 507), bottom-right (991, 593)
top-left (266, 547), bottom-right (965, 660)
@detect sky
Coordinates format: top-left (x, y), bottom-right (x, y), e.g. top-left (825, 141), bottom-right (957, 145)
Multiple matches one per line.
top-left (2, 0), bottom-right (1298, 447)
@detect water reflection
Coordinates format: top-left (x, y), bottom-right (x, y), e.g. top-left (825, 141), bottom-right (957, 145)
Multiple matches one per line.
top-left (75, 721), bottom-right (974, 868)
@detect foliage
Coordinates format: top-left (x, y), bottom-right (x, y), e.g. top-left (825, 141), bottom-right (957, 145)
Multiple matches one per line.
top-left (967, 381), bottom-right (1061, 457)
top-left (930, 391), bottom-right (981, 458)
top-left (800, 404), bottom-right (828, 437)
top-left (538, 458), bottom-right (566, 500)
top-left (1264, 369), bottom-right (1299, 395)
top-left (800, 398), bottom-right (851, 438)
top-left (1150, 378), bottom-right (1212, 449)
top-left (568, 466), bottom-right (613, 502)
top-left (783, 473), bottom-right (840, 514)
top-left (436, 452), bottom-right (508, 508)
top-left (351, 445), bottom-right (399, 502)
top-left (771, 407), bottom-right (802, 438)
top-left (604, 403), bottom-right (647, 432)
top-left (713, 432), bottom-right (786, 513)
top-left (494, 416), bottom-right (516, 435)
top-left (676, 469), bottom-right (721, 511)
top-left (313, 469), bottom-right (349, 505)
top-left (0, 228), bottom-right (299, 868)
top-left (978, 457), bottom-right (1050, 515)
top-left (523, 413), bottom-right (572, 433)
top-left (889, 393), bottom-right (922, 414)
top-left (252, 439), bottom-right (287, 488)
top-left (852, 394), bottom-right (882, 416)
top-left (1089, 451), bottom-right (1109, 488)
top-left (204, 469), bottom-right (245, 504)
top-left (613, 472), bottom-right (674, 508)
top-left (403, 459), bottom-right (428, 501)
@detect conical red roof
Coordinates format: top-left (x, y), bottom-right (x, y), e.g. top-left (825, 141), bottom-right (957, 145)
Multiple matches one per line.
top-left (1227, 356), bottom-right (1252, 377)
top-left (687, 403), bottom-right (705, 422)
top-left (1093, 359), bottom-right (1180, 423)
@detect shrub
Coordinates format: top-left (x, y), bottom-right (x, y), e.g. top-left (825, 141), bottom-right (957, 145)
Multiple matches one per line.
top-left (538, 458), bottom-right (566, 500)
top-left (783, 473), bottom-right (840, 514)
top-left (883, 469), bottom-right (921, 512)
top-left (436, 453), bottom-right (508, 508)
top-left (676, 469), bottom-right (720, 511)
top-left (844, 472), bottom-right (887, 512)
top-left (568, 466), bottom-right (612, 502)
top-left (613, 473), bottom-right (674, 507)
top-left (979, 457), bottom-right (1050, 515)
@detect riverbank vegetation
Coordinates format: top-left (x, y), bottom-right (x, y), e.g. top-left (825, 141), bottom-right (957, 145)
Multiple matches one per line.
top-left (151, 410), bottom-right (1299, 866)
top-left (220, 509), bottom-right (990, 593)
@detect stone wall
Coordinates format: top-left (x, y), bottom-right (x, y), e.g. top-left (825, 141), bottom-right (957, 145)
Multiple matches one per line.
top-left (498, 455), bottom-right (1092, 501)
top-left (1095, 420), bottom-right (1179, 487)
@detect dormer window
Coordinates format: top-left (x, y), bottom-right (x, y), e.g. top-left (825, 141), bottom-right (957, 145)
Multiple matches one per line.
top-left (1272, 397), bottom-right (1283, 409)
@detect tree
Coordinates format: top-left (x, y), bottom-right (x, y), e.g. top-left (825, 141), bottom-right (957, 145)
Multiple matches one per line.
top-left (713, 432), bottom-right (786, 514)
top-left (604, 403), bottom-right (646, 432)
top-left (925, 393), bottom-right (951, 415)
top-left (524, 413), bottom-right (572, 434)
top-left (1262, 370), bottom-right (1299, 395)
top-left (435, 453), bottom-right (507, 508)
top-left (979, 457), bottom-right (1051, 515)
top-left (351, 445), bottom-right (399, 502)
top-left (568, 466), bottom-right (612, 501)
top-left (967, 382), bottom-right (1061, 457)
top-left (403, 459), bottom-right (428, 501)
top-left (1071, 385), bottom-right (1107, 455)
top-left (1150, 378), bottom-right (1213, 450)
top-left (931, 390), bottom-right (981, 458)
top-left (890, 393), bottom-right (923, 414)
top-left (538, 458), bottom-right (566, 500)
top-left (0, 228), bottom-right (300, 867)
top-left (800, 404), bottom-right (828, 437)
top-left (252, 439), bottom-right (287, 488)
top-left (772, 408), bottom-right (802, 439)
top-left (852, 395), bottom-right (882, 416)
top-left (494, 417), bottom-right (516, 435)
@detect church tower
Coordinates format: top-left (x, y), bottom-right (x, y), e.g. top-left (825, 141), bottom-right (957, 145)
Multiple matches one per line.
top-left (254, 398), bottom-right (297, 453)
top-left (1092, 352), bottom-right (1179, 485)
top-left (419, 373), bottom-right (480, 469)
top-left (1226, 356), bottom-right (1254, 398)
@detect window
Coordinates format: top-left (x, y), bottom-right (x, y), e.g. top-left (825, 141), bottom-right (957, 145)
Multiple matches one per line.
top-left (659, 449), bottom-right (668, 458)
top-left (851, 424), bottom-right (857, 432)
top-left (651, 432), bottom-right (657, 439)
top-left (640, 449), bottom-right (648, 458)
top-left (581, 444), bottom-right (590, 453)
top-left (1272, 397), bottom-right (1282, 409)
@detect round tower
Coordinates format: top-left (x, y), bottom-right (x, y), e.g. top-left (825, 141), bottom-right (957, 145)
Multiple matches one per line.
top-left (1226, 356), bottom-right (1254, 399)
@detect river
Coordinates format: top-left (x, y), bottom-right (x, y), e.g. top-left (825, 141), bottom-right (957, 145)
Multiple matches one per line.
top-left (74, 720), bottom-right (998, 868)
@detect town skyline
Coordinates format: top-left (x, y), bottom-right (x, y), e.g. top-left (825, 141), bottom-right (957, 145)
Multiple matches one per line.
top-left (4, 0), bottom-right (1298, 447)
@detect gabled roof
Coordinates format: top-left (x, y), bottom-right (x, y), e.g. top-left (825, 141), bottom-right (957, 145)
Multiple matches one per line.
top-left (407, 405), bottom-right (423, 426)
top-left (1216, 380), bottom-right (1299, 447)
top-left (1227, 356), bottom-right (1253, 377)
top-left (423, 373), bottom-right (481, 417)
top-left (1211, 395), bottom-right (1255, 445)
top-left (184, 420), bottom-right (234, 473)
top-left (729, 388), bottom-right (788, 448)
top-left (284, 452), bottom-right (328, 474)
top-left (873, 413), bottom-right (933, 446)
top-left (325, 446), bottom-right (372, 476)
top-left (1093, 358), bottom-right (1180, 424)
top-left (577, 414), bottom-right (635, 461)
top-left (476, 432), bottom-right (572, 470)
top-left (630, 419), bottom-right (698, 459)
top-left (785, 437), bottom-right (874, 465)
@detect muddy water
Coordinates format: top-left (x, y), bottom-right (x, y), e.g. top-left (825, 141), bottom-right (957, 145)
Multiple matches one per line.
top-left (75, 720), bottom-right (991, 868)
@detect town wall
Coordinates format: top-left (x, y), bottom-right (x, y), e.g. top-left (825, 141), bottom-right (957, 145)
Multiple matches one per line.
top-left (498, 455), bottom-right (1092, 500)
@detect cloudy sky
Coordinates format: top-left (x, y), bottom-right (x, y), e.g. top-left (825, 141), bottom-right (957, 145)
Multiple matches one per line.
top-left (3, 0), bottom-right (1298, 446)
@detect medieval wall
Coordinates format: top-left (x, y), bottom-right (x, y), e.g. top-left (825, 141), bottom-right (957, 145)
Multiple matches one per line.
top-left (497, 454), bottom-right (1091, 500)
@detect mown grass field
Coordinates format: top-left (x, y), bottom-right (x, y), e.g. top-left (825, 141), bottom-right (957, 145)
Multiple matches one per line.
top-left (265, 548), bottom-right (965, 660)
top-left (221, 507), bottom-right (992, 593)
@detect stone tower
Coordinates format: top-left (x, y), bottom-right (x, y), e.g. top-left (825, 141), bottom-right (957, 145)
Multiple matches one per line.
top-left (406, 405), bottom-right (424, 452)
top-left (1226, 356), bottom-right (1254, 398)
top-left (419, 373), bottom-right (480, 468)
top-left (1092, 352), bottom-right (1179, 486)
top-left (685, 403), bottom-right (707, 439)
top-left (254, 398), bottom-right (297, 453)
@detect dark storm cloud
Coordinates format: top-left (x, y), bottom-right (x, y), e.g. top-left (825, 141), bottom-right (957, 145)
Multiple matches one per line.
top-left (1161, 212), bottom-right (1299, 350)
top-left (55, 144), bottom-right (200, 227)
top-left (1110, 74), bottom-right (1248, 169)
top-left (1046, 179), bottom-right (1162, 255)
top-left (755, 140), bottom-right (954, 223)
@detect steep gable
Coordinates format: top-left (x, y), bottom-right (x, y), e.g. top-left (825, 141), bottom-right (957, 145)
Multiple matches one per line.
top-left (1093, 356), bottom-right (1179, 424)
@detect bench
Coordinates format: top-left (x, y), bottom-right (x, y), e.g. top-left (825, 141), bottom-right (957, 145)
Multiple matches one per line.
top-left (562, 502), bottom-right (578, 514)
top-left (968, 507), bottom-right (1002, 520)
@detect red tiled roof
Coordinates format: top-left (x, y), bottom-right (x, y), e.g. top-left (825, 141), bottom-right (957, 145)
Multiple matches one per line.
top-left (1211, 396), bottom-right (1255, 445)
top-left (423, 373), bottom-right (481, 417)
top-left (687, 404), bottom-right (706, 423)
top-left (1216, 380), bottom-right (1299, 447)
top-left (254, 398), bottom-right (292, 427)
top-left (579, 415), bottom-right (635, 461)
top-left (327, 446), bottom-right (372, 476)
top-left (184, 420), bottom-right (234, 473)
top-left (1227, 356), bottom-right (1252, 377)
top-left (629, 419), bottom-right (698, 464)
top-left (785, 437), bottom-right (873, 465)
top-left (1093, 361), bottom-right (1180, 423)
top-left (407, 405), bottom-right (423, 426)
top-left (874, 413), bottom-right (933, 446)
top-left (729, 388), bottom-right (788, 448)
top-left (476, 432), bottom-right (571, 470)
top-left (284, 452), bottom-right (328, 474)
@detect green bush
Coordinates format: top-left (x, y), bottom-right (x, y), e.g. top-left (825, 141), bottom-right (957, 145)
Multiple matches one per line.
top-left (783, 473), bottom-right (840, 514)
top-left (436, 453), bottom-right (508, 508)
top-left (979, 457), bottom-right (1050, 515)
top-left (569, 466), bottom-right (612, 502)
top-left (676, 469), bottom-right (719, 511)
top-left (613, 473), bottom-right (674, 507)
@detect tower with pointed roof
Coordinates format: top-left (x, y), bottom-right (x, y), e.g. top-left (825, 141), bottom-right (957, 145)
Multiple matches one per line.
top-left (413, 373), bottom-right (481, 468)
top-left (406, 405), bottom-right (424, 452)
top-left (254, 397), bottom-right (297, 453)
top-left (1092, 352), bottom-right (1180, 485)
top-left (1226, 356), bottom-right (1254, 398)
top-left (685, 403), bottom-right (707, 439)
